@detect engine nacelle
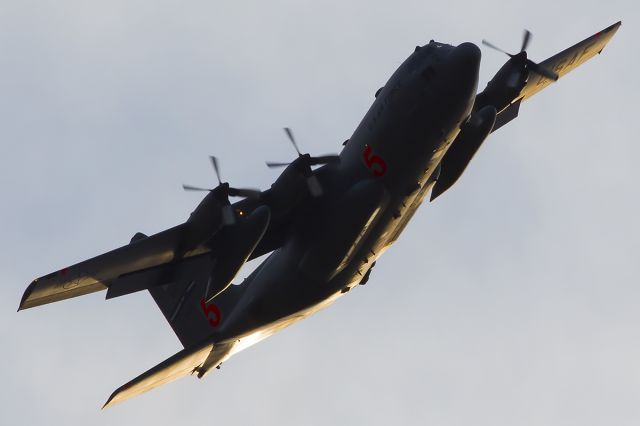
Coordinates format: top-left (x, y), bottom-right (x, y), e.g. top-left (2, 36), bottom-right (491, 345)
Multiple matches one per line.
top-left (474, 53), bottom-right (529, 114)
top-left (265, 155), bottom-right (327, 219)
top-left (175, 186), bottom-right (231, 259)
top-left (430, 105), bottom-right (497, 200)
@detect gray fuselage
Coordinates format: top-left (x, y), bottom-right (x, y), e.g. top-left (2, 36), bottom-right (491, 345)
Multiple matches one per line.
top-left (211, 42), bottom-right (481, 361)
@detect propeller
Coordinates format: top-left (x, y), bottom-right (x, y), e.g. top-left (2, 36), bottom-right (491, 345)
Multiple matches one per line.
top-left (482, 30), bottom-right (559, 81)
top-left (182, 156), bottom-right (261, 199)
top-left (266, 128), bottom-right (340, 168)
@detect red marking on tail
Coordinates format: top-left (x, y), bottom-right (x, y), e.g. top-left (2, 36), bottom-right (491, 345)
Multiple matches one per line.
top-left (200, 298), bottom-right (222, 327)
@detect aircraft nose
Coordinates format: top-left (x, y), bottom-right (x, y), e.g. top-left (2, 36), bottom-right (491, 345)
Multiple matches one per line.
top-left (448, 42), bottom-right (481, 72)
top-left (441, 42), bottom-right (481, 99)
top-left (432, 42), bottom-right (480, 119)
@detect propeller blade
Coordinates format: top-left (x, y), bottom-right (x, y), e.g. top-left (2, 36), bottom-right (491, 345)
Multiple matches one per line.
top-left (309, 155), bottom-right (340, 166)
top-left (182, 184), bottom-right (211, 192)
top-left (266, 161), bottom-right (291, 168)
top-left (228, 187), bottom-right (261, 199)
top-left (527, 60), bottom-right (559, 81)
top-left (481, 39), bottom-right (512, 56)
top-left (209, 156), bottom-right (222, 185)
top-left (520, 29), bottom-right (532, 52)
top-left (284, 127), bottom-right (302, 156)
top-left (268, 127), bottom-right (339, 170)
top-left (484, 29), bottom-right (558, 82)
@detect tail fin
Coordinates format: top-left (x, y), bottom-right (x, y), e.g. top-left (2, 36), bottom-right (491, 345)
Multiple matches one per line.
top-left (147, 257), bottom-right (217, 347)
top-left (145, 252), bottom-right (249, 348)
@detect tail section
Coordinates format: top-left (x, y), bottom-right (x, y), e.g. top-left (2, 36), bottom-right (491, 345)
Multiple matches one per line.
top-left (102, 339), bottom-right (236, 409)
top-left (103, 343), bottom-right (213, 409)
top-left (104, 233), bottom-right (255, 408)
top-left (147, 258), bottom-right (217, 347)
top-left (148, 262), bottom-right (248, 348)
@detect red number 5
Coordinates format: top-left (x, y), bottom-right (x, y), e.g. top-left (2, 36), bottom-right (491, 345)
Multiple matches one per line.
top-left (200, 298), bottom-right (222, 327)
top-left (362, 144), bottom-right (387, 177)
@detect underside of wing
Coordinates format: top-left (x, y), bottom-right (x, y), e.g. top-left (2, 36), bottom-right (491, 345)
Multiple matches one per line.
top-left (488, 21), bottom-right (621, 132)
top-left (432, 22), bottom-right (620, 200)
top-left (520, 21), bottom-right (621, 102)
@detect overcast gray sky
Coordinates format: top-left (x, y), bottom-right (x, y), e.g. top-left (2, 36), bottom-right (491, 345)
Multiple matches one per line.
top-left (1, 1), bottom-right (638, 425)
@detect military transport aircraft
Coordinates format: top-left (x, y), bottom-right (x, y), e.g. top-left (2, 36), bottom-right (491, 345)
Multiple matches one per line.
top-left (19, 21), bottom-right (621, 408)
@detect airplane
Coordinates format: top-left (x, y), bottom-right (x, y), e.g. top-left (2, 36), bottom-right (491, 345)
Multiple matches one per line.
top-left (18, 21), bottom-right (621, 408)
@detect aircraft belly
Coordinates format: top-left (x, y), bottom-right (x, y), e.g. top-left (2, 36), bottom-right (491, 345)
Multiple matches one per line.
top-left (215, 244), bottom-right (333, 339)
top-left (298, 180), bottom-right (389, 281)
top-left (225, 291), bottom-right (342, 358)
top-left (212, 115), bottom-right (460, 358)
top-left (326, 139), bottom-right (453, 290)
top-left (219, 156), bottom-right (442, 341)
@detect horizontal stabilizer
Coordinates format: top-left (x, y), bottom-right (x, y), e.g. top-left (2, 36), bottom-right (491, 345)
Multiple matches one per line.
top-left (103, 343), bottom-right (214, 409)
top-left (19, 223), bottom-right (212, 310)
top-left (103, 339), bottom-right (237, 408)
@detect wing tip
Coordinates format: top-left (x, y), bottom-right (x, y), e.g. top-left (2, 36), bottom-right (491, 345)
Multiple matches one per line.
top-left (102, 381), bottom-right (133, 409)
top-left (594, 21), bottom-right (622, 56)
top-left (101, 397), bottom-right (113, 410)
top-left (102, 389), bottom-right (119, 410)
top-left (18, 280), bottom-right (38, 312)
top-left (102, 395), bottom-right (117, 410)
top-left (599, 21), bottom-right (622, 38)
top-left (607, 21), bottom-right (622, 33)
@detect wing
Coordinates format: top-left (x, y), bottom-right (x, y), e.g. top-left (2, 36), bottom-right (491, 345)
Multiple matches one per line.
top-left (493, 21), bottom-right (621, 131)
top-left (18, 223), bottom-right (209, 310)
top-left (521, 21), bottom-right (621, 101)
